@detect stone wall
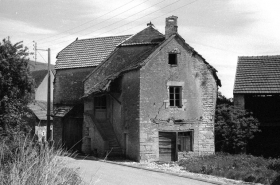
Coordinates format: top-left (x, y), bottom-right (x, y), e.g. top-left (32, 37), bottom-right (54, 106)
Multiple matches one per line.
top-left (54, 67), bottom-right (95, 105)
top-left (139, 36), bottom-right (217, 161)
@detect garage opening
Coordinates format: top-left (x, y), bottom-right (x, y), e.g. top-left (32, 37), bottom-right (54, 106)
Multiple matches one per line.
top-left (159, 131), bottom-right (193, 162)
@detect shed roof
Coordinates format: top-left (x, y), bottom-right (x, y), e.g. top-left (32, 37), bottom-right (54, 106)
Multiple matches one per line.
top-left (55, 35), bottom-right (131, 69)
top-left (234, 55), bottom-right (280, 94)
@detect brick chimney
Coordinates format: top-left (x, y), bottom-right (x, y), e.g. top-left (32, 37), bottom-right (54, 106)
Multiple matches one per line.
top-left (165, 15), bottom-right (178, 39)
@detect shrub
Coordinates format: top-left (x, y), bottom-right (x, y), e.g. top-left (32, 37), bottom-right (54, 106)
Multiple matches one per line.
top-left (0, 134), bottom-right (83, 185)
top-left (178, 153), bottom-right (280, 184)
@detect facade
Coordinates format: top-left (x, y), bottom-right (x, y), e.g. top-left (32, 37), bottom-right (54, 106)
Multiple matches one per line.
top-left (28, 69), bottom-right (54, 141)
top-left (82, 16), bottom-right (221, 161)
top-left (233, 55), bottom-right (280, 157)
top-left (53, 35), bottom-right (131, 151)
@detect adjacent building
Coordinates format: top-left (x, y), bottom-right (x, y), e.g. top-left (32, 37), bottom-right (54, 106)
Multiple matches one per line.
top-left (233, 55), bottom-right (280, 157)
top-left (28, 69), bottom-right (54, 141)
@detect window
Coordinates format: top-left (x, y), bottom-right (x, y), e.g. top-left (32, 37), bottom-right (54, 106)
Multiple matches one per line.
top-left (168, 53), bottom-right (177, 65)
top-left (178, 132), bottom-right (193, 152)
top-left (169, 86), bottom-right (182, 107)
top-left (94, 95), bottom-right (106, 109)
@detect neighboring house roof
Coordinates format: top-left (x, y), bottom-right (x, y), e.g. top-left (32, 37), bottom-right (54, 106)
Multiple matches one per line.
top-left (83, 26), bottom-right (221, 98)
top-left (31, 70), bottom-right (48, 88)
top-left (55, 35), bottom-right (131, 69)
top-left (234, 55), bottom-right (280, 94)
top-left (28, 101), bottom-right (53, 121)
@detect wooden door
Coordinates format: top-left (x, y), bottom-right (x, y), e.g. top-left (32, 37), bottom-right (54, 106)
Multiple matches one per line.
top-left (62, 117), bottom-right (83, 152)
top-left (159, 132), bottom-right (176, 161)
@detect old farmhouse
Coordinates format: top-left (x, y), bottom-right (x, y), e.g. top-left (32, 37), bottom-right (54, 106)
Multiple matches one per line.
top-left (233, 55), bottom-right (280, 157)
top-left (81, 16), bottom-right (221, 162)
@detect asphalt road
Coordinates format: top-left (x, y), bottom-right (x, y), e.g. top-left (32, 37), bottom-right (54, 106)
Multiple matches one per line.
top-left (67, 158), bottom-right (217, 185)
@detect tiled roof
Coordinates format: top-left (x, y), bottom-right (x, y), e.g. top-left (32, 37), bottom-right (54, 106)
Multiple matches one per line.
top-left (83, 26), bottom-right (164, 97)
top-left (28, 101), bottom-right (53, 120)
top-left (31, 70), bottom-right (48, 88)
top-left (83, 26), bottom-right (221, 97)
top-left (55, 35), bottom-right (131, 69)
top-left (234, 55), bottom-right (280, 94)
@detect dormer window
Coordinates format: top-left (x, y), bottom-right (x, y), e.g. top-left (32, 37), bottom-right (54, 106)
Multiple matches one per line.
top-left (168, 53), bottom-right (177, 65)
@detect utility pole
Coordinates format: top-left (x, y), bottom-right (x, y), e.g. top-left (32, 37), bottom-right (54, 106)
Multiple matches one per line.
top-left (47, 48), bottom-right (51, 142)
top-left (33, 42), bottom-right (52, 142)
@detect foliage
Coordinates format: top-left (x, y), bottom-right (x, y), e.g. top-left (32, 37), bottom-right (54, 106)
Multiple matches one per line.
top-left (215, 92), bottom-right (260, 153)
top-left (178, 153), bottom-right (280, 185)
top-left (0, 135), bottom-right (83, 185)
top-left (0, 39), bottom-right (34, 136)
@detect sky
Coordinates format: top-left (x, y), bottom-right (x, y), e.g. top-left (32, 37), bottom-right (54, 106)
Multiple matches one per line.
top-left (1, 0), bottom-right (280, 98)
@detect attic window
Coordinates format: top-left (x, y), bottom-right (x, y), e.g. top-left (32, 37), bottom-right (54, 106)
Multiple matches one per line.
top-left (168, 53), bottom-right (177, 65)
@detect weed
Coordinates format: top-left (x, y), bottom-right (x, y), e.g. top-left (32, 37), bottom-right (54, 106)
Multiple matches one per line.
top-left (0, 134), bottom-right (84, 185)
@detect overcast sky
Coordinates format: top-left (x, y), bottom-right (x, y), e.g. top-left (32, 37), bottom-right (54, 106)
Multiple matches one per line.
top-left (1, 0), bottom-right (280, 98)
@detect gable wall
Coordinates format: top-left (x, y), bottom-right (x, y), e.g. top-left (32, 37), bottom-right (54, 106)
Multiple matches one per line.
top-left (35, 71), bottom-right (54, 102)
top-left (54, 67), bottom-right (95, 105)
top-left (139, 37), bottom-right (217, 161)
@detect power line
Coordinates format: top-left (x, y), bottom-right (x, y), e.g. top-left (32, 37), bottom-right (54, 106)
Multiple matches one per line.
top-left (39, 0), bottom-right (156, 45)
top-left (37, 51), bottom-right (47, 63)
top-left (48, 0), bottom-right (182, 47)
top-left (112, 0), bottom-right (199, 36)
top-left (28, 0), bottom-right (138, 44)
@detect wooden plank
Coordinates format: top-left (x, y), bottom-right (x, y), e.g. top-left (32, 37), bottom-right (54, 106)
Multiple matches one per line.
top-left (159, 132), bottom-right (176, 161)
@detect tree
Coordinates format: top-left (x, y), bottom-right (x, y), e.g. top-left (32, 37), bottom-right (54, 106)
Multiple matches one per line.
top-left (0, 38), bottom-right (34, 136)
top-left (215, 92), bottom-right (260, 154)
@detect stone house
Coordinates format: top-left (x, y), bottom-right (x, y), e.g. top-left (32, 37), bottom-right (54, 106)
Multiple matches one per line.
top-left (82, 16), bottom-right (221, 162)
top-left (28, 69), bottom-right (54, 141)
top-left (53, 35), bottom-right (130, 151)
top-left (233, 55), bottom-right (280, 157)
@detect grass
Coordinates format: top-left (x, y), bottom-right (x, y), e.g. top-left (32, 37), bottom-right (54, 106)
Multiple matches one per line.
top-left (178, 153), bottom-right (280, 185)
top-left (0, 134), bottom-right (83, 185)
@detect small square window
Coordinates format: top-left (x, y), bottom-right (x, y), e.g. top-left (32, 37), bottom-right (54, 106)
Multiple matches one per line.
top-left (169, 86), bottom-right (182, 107)
top-left (94, 95), bottom-right (106, 109)
top-left (168, 53), bottom-right (177, 65)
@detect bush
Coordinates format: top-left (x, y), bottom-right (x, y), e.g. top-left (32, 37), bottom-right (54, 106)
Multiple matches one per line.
top-left (0, 134), bottom-right (83, 185)
top-left (215, 92), bottom-right (260, 154)
top-left (178, 153), bottom-right (280, 184)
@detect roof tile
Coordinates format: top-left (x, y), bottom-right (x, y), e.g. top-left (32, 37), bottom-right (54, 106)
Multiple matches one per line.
top-left (55, 35), bottom-right (131, 69)
top-left (234, 55), bottom-right (280, 94)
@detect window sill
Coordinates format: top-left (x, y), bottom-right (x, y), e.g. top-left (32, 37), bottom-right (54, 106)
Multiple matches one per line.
top-left (169, 64), bottom-right (178, 67)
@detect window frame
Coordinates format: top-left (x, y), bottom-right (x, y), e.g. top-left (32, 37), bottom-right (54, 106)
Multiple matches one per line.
top-left (177, 131), bottom-right (193, 152)
top-left (168, 53), bottom-right (177, 65)
top-left (169, 86), bottom-right (182, 108)
top-left (94, 95), bottom-right (107, 110)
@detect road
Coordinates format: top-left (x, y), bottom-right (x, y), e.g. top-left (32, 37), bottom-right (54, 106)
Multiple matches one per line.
top-left (67, 158), bottom-right (218, 185)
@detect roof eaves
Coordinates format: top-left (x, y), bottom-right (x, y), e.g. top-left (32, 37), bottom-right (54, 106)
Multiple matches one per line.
top-left (175, 34), bottom-right (221, 87)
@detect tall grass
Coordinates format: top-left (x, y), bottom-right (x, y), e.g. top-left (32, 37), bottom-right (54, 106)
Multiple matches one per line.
top-left (178, 153), bottom-right (280, 185)
top-left (0, 135), bottom-right (83, 185)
